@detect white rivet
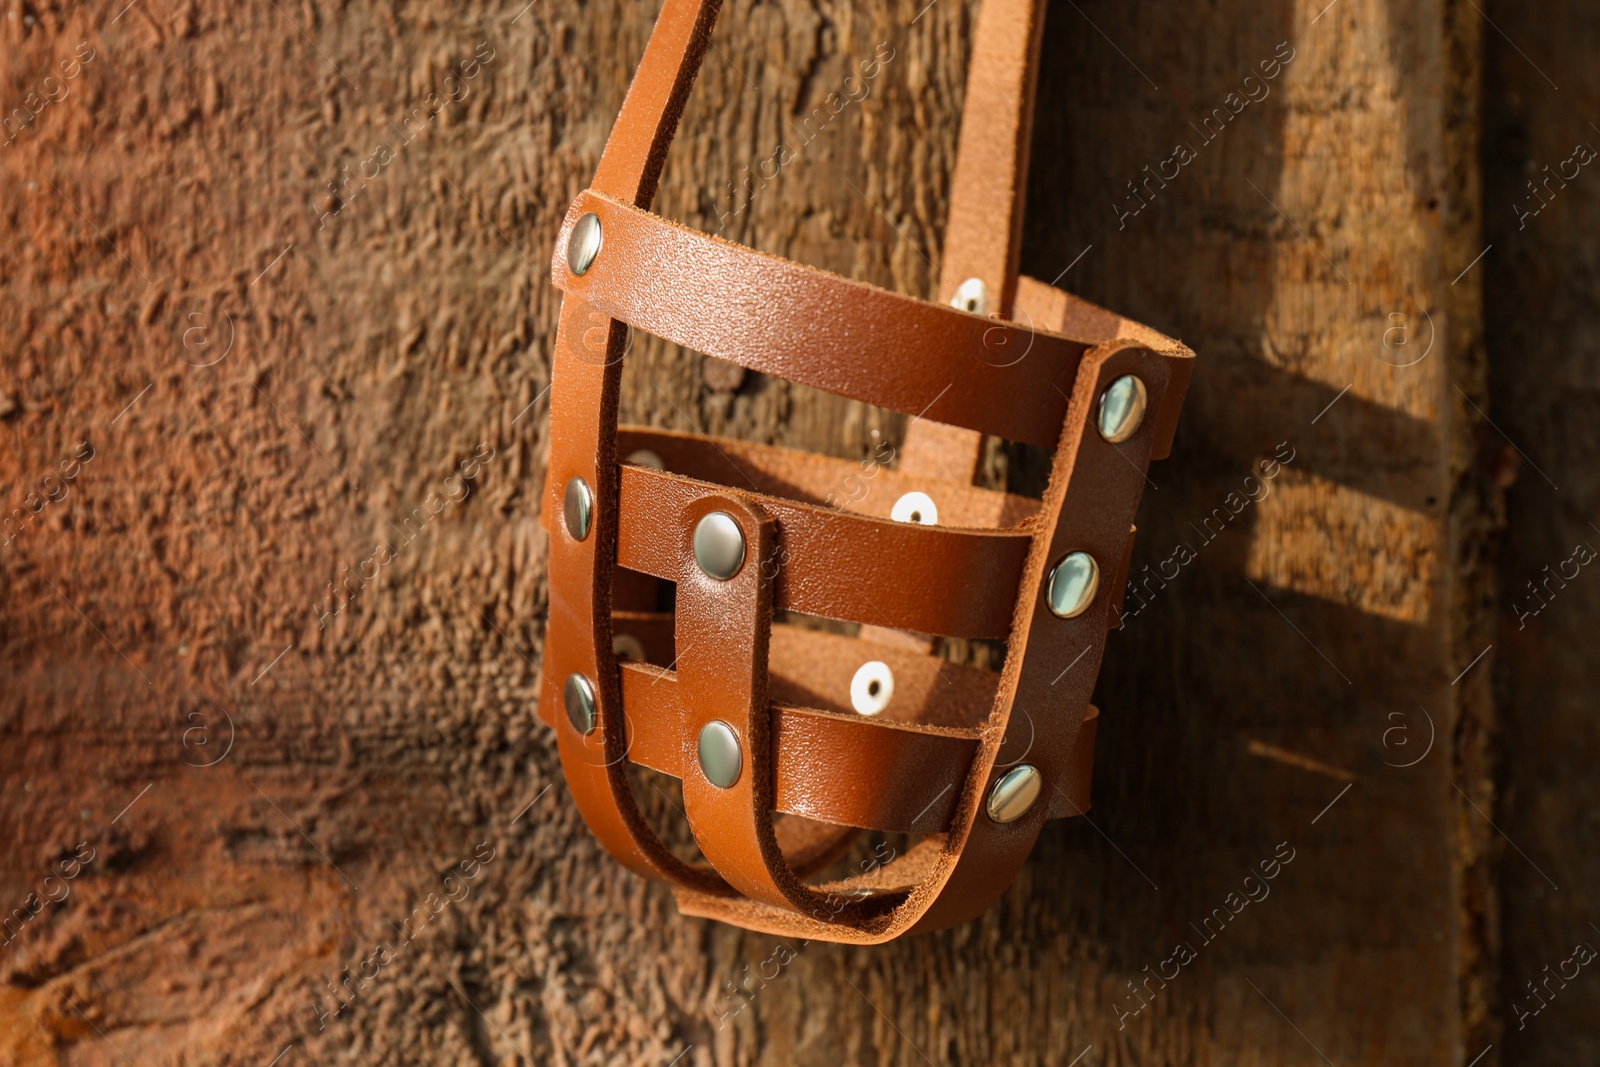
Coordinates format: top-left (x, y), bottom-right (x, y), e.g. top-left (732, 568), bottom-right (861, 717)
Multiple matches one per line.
top-left (563, 477), bottom-right (593, 541)
top-left (1097, 375), bottom-right (1148, 443)
top-left (567, 212), bottom-right (603, 276)
top-left (952, 277), bottom-right (989, 316)
top-left (625, 448), bottom-right (665, 469)
top-left (891, 491), bottom-right (938, 525)
top-left (697, 721), bottom-right (742, 789)
top-left (850, 661), bottom-right (895, 715)
top-left (1046, 552), bottom-right (1099, 618)
top-left (564, 673), bottom-right (596, 735)
top-left (613, 633), bottom-right (646, 662)
top-left (987, 765), bottom-right (1042, 823)
top-left (693, 511), bottom-right (745, 580)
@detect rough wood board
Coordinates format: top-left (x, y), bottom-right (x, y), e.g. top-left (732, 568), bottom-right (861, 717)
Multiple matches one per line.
top-left (0, 0), bottom-right (1494, 1064)
top-left (1482, 2), bottom-right (1600, 1064)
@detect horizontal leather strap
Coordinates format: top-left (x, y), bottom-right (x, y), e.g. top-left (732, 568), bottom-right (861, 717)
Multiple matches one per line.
top-left (616, 463), bottom-right (1029, 638)
top-left (607, 622), bottom-right (1096, 831)
top-left (553, 189), bottom-right (1093, 448)
top-left (672, 696), bottom-right (1099, 929)
top-left (1013, 274), bottom-right (1193, 460)
top-left (621, 660), bottom-right (975, 834)
top-left (617, 426), bottom-right (1041, 528)
top-left (611, 615), bottom-right (1000, 728)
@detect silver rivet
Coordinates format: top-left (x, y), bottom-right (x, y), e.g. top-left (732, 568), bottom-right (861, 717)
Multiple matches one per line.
top-left (563, 477), bottom-right (593, 541)
top-left (566, 212), bottom-right (603, 276)
top-left (987, 764), bottom-right (1042, 823)
top-left (625, 448), bottom-right (665, 469)
top-left (1046, 552), bottom-right (1099, 618)
top-left (693, 511), bottom-right (745, 580)
top-left (850, 661), bottom-right (894, 715)
top-left (890, 491), bottom-right (938, 526)
top-left (564, 673), bottom-right (596, 735)
top-left (697, 721), bottom-right (742, 788)
top-left (612, 633), bottom-right (646, 662)
top-left (952, 277), bottom-right (989, 316)
top-left (1097, 375), bottom-right (1148, 443)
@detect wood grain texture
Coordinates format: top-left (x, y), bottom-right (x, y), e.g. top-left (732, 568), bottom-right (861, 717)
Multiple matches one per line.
top-left (1483, 2), bottom-right (1600, 1064)
top-left (0, 0), bottom-right (1514, 1064)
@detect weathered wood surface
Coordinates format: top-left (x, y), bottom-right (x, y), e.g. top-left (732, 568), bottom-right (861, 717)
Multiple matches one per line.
top-left (0, 0), bottom-right (1559, 1063)
top-left (1483, 2), bottom-right (1600, 1063)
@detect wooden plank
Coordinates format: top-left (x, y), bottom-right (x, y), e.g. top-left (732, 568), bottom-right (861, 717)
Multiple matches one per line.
top-left (1482, 2), bottom-right (1600, 1063)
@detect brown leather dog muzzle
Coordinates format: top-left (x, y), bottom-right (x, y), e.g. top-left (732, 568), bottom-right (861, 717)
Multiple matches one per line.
top-left (536, 0), bottom-right (1193, 943)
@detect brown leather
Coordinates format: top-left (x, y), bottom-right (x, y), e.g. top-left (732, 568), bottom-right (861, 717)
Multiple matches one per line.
top-left (555, 188), bottom-right (1092, 449)
top-left (616, 427), bottom-right (1044, 525)
top-left (537, 0), bottom-right (1194, 942)
top-left (900, 0), bottom-right (1048, 482)
top-left (617, 462), bottom-right (1030, 638)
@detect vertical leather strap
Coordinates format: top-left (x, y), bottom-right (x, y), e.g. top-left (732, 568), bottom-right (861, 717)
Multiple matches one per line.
top-left (543, 0), bottom-right (733, 890)
top-left (675, 494), bottom-right (888, 922)
top-left (543, 297), bottom-right (731, 894)
top-left (912, 340), bottom-right (1181, 932)
top-left (936, 0), bottom-right (1048, 316)
top-left (675, 495), bottom-right (789, 905)
top-left (592, 0), bottom-right (723, 209)
top-left (897, 0), bottom-right (1048, 485)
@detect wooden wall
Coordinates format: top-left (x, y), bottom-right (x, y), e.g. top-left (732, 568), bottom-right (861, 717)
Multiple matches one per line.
top-left (0, 0), bottom-right (1588, 1062)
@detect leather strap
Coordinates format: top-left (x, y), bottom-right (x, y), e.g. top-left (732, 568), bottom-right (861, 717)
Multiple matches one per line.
top-left (617, 426), bottom-right (1043, 524)
top-left (570, 612), bottom-right (1102, 832)
top-left (616, 462), bottom-right (1029, 638)
top-left (936, 0), bottom-right (1047, 318)
top-left (900, 0), bottom-right (1050, 482)
top-left (591, 0), bottom-right (721, 207)
top-left (910, 339), bottom-right (1182, 932)
top-left (553, 188), bottom-right (1091, 449)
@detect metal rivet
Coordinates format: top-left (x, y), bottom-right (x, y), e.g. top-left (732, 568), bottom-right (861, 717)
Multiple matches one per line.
top-left (566, 212), bottom-right (603, 276)
top-left (612, 633), bottom-right (646, 662)
top-left (693, 511), bottom-right (745, 580)
top-left (564, 673), bottom-right (596, 735)
top-left (697, 721), bottom-right (742, 789)
top-left (1046, 552), bottom-right (1099, 618)
top-left (563, 477), bottom-right (593, 541)
top-left (850, 661), bottom-right (895, 716)
top-left (987, 764), bottom-right (1042, 823)
top-left (890, 491), bottom-right (938, 526)
top-left (952, 277), bottom-right (989, 316)
top-left (1097, 375), bottom-right (1148, 443)
top-left (625, 448), bottom-right (665, 469)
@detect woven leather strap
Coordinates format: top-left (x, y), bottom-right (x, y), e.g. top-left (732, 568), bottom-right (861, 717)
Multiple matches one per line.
top-left (538, 0), bottom-right (1193, 942)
